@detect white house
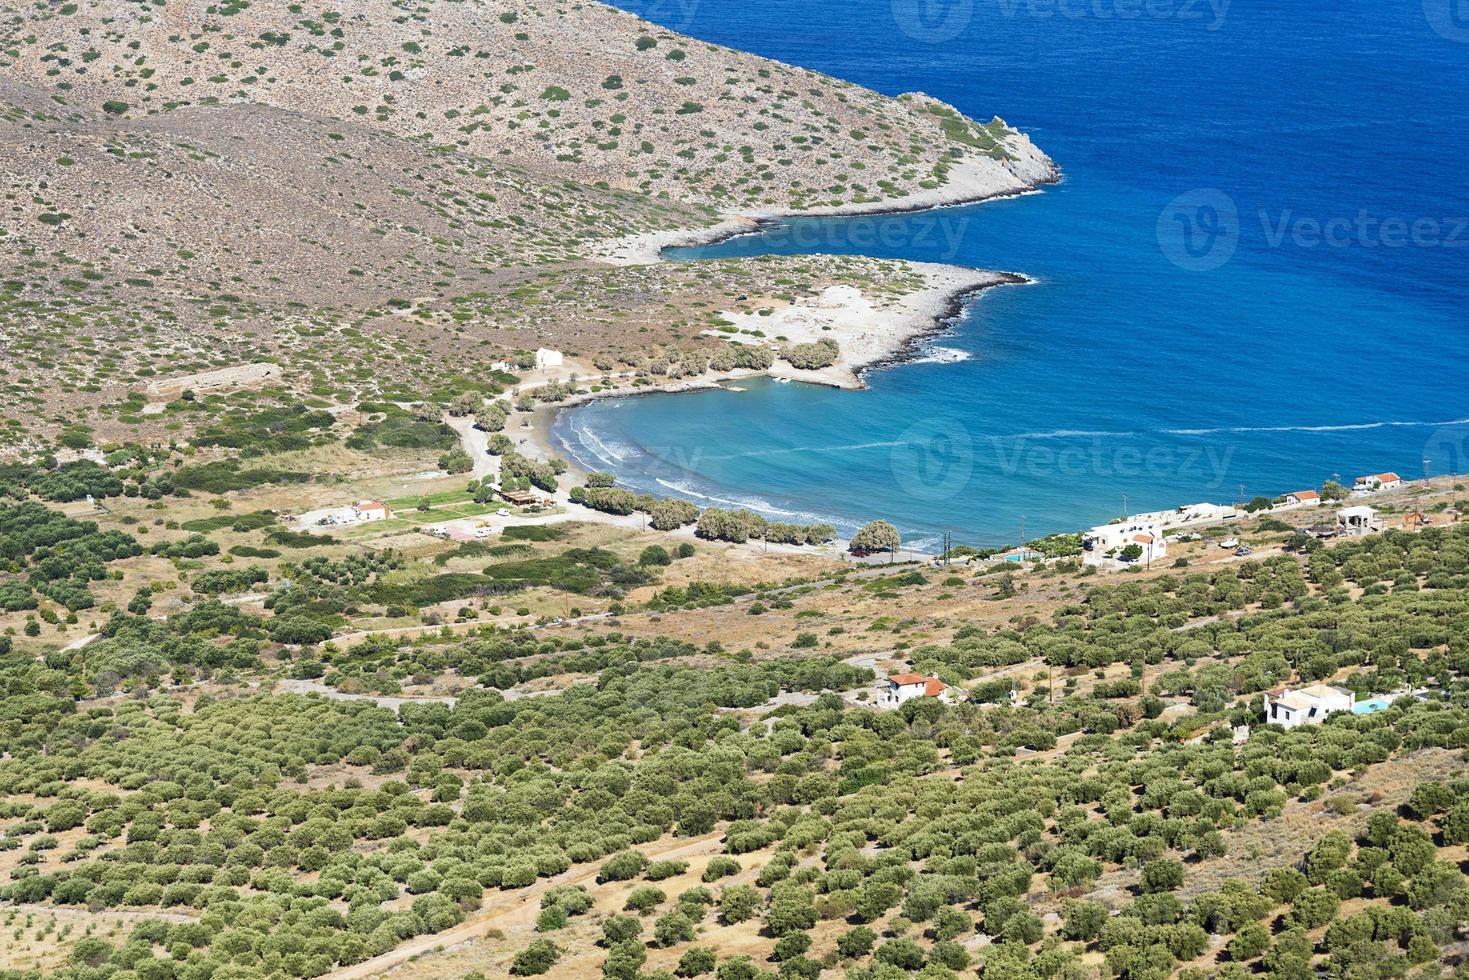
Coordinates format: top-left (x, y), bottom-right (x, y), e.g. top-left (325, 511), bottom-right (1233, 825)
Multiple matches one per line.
top-left (353, 500), bottom-right (391, 522)
top-left (1082, 521), bottom-right (1167, 567)
top-left (534, 348), bottom-right (564, 370)
top-left (1129, 502), bottom-right (1236, 528)
top-left (1262, 684), bottom-right (1354, 729)
top-left (1337, 505), bottom-right (1382, 536)
top-left (1354, 472), bottom-right (1402, 493)
top-left (1282, 490), bottom-right (1320, 507)
top-left (1168, 502), bottom-right (1238, 525)
top-left (878, 674), bottom-right (950, 707)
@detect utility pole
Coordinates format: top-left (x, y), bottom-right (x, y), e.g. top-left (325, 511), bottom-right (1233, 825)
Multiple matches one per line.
top-left (1122, 493), bottom-right (1128, 520)
top-left (1019, 515), bottom-right (1025, 552)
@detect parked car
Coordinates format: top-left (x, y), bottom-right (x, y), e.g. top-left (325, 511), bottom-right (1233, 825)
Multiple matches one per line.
top-left (1234, 545), bottom-right (1253, 556)
top-left (496, 508), bottom-right (511, 517)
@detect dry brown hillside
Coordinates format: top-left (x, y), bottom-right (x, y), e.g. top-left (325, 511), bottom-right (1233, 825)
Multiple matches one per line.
top-left (0, 0), bottom-right (1054, 455)
top-left (0, 78), bottom-right (710, 302)
top-left (0, 0), bottom-right (1051, 212)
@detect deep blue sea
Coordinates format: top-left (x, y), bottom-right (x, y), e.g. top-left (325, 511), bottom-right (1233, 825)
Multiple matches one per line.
top-left (558, 0), bottom-right (1469, 550)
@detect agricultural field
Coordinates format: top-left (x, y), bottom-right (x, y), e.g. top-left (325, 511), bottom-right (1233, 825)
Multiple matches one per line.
top-left (4, 422), bottom-right (1469, 980)
top-left (2, 1), bottom-right (1463, 979)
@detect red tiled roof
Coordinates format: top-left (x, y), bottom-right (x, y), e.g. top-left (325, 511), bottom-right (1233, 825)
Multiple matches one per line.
top-left (1133, 533), bottom-right (1154, 543)
top-left (885, 674), bottom-right (947, 697)
top-left (1291, 490), bottom-right (1319, 500)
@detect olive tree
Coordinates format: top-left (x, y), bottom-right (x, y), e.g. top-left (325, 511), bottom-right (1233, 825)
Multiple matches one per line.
top-left (851, 520), bottom-right (900, 553)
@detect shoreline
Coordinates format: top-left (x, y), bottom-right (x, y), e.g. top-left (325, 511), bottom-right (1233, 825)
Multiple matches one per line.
top-left (517, 144), bottom-right (1060, 537)
top-left (524, 267), bottom-right (1029, 486)
top-left (597, 155), bottom-right (1061, 266)
top-left (590, 147), bottom-right (1063, 265)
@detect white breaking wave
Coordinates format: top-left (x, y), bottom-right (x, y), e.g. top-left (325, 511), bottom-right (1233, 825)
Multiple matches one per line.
top-left (1010, 417), bottom-right (1469, 440)
top-left (1007, 429), bottom-right (1136, 439)
top-left (580, 416), bottom-right (1469, 469)
top-left (566, 413), bottom-right (640, 465)
top-left (1162, 417), bottom-right (1469, 436)
top-left (699, 439), bottom-right (907, 462)
top-left (903, 535), bottom-right (944, 555)
top-left (909, 346), bottom-right (972, 365)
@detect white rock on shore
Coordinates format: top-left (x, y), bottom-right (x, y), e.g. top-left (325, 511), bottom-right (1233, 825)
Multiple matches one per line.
top-left (712, 265), bottom-right (1021, 389)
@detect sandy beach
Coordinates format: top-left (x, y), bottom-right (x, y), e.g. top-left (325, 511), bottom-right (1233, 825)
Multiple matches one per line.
top-left (507, 261), bottom-right (1026, 480)
top-left (490, 142), bottom-right (1061, 543)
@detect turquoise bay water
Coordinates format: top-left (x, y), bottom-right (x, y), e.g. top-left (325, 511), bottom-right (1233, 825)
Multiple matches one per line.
top-left (557, 0), bottom-right (1469, 549)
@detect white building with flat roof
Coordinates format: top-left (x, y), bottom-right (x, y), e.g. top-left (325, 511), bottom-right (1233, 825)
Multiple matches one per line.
top-left (1128, 502), bottom-right (1237, 528)
top-left (1082, 520), bottom-right (1167, 567)
top-left (534, 348), bottom-right (564, 370)
top-left (1337, 505), bottom-right (1382, 536)
top-left (1263, 684), bottom-right (1353, 729)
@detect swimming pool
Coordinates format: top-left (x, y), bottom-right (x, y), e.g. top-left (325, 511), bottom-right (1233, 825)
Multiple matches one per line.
top-left (1352, 697), bottom-right (1392, 715)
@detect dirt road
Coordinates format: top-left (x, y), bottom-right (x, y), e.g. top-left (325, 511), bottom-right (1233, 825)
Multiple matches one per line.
top-left (325, 830), bottom-right (728, 979)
